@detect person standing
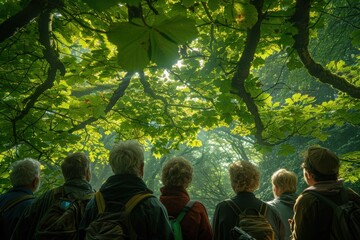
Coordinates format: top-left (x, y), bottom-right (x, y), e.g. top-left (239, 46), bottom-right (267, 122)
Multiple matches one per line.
top-left (0, 158), bottom-right (41, 240)
top-left (160, 156), bottom-right (212, 240)
top-left (80, 140), bottom-right (173, 239)
top-left (212, 160), bottom-right (285, 240)
top-left (290, 146), bottom-right (360, 240)
top-left (11, 152), bottom-right (94, 240)
top-left (268, 169), bottom-right (298, 240)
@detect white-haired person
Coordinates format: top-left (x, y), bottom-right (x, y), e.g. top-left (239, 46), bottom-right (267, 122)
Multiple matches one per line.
top-left (212, 160), bottom-right (285, 240)
top-left (80, 140), bottom-right (173, 239)
top-left (160, 156), bottom-right (212, 240)
top-left (0, 158), bottom-right (41, 240)
top-left (267, 169), bottom-right (298, 240)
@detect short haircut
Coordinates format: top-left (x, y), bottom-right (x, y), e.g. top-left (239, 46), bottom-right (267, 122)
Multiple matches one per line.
top-left (10, 158), bottom-right (41, 187)
top-left (271, 169), bottom-right (297, 193)
top-left (229, 160), bottom-right (260, 193)
top-left (61, 152), bottom-right (90, 181)
top-left (109, 140), bottom-right (144, 175)
top-left (161, 157), bottom-right (193, 188)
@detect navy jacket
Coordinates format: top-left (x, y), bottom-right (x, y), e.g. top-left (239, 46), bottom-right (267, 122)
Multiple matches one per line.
top-left (0, 187), bottom-right (34, 240)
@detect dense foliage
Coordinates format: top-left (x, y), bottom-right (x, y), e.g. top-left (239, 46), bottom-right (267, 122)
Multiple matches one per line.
top-left (0, 0), bottom-right (359, 198)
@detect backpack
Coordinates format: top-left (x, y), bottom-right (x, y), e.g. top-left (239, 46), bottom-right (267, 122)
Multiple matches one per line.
top-left (308, 188), bottom-right (360, 240)
top-left (85, 191), bottom-right (154, 240)
top-left (35, 186), bottom-right (93, 240)
top-left (225, 200), bottom-right (271, 240)
top-left (169, 200), bottom-right (196, 240)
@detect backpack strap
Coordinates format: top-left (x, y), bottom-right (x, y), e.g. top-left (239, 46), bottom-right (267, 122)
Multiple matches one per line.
top-left (225, 199), bottom-right (242, 215)
top-left (175, 200), bottom-right (196, 222)
top-left (0, 195), bottom-right (34, 213)
top-left (95, 191), bottom-right (106, 214)
top-left (225, 199), bottom-right (267, 216)
top-left (125, 193), bottom-right (154, 214)
top-left (95, 192), bottom-right (153, 215)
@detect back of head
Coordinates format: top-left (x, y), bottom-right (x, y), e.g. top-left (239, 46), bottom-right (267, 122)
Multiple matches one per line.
top-left (61, 152), bottom-right (90, 181)
top-left (302, 146), bottom-right (340, 181)
top-left (10, 158), bottom-right (41, 187)
top-left (238, 215), bottom-right (275, 240)
top-left (161, 156), bottom-right (193, 188)
top-left (109, 140), bottom-right (144, 176)
top-left (229, 160), bottom-right (260, 193)
top-left (271, 168), bottom-right (297, 194)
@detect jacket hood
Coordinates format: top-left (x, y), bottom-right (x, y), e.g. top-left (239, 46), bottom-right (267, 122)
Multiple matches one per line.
top-left (278, 192), bottom-right (298, 208)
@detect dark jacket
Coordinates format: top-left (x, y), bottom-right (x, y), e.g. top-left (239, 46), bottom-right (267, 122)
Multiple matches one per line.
top-left (212, 192), bottom-right (285, 240)
top-left (80, 174), bottom-right (174, 240)
top-left (0, 187), bottom-right (35, 240)
top-left (10, 179), bottom-right (94, 240)
top-left (160, 186), bottom-right (212, 240)
top-left (268, 192), bottom-right (298, 240)
top-left (291, 180), bottom-right (360, 240)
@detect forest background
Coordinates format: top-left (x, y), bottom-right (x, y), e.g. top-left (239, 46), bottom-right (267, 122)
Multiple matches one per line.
top-left (0, 0), bottom-right (359, 218)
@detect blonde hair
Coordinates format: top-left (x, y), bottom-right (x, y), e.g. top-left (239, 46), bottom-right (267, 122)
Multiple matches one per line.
top-left (271, 168), bottom-right (297, 193)
top-left (161, 157), bottom-right (193, 188)
top-left (109, 140), bottom-right (144, 176)
top-left (229, 161), bottom-right (260, 193)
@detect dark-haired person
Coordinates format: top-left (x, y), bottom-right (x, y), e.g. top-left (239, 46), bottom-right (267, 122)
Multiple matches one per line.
top-left (212, 160), bottom-right (285, 240)
top-left (0, 158), bottom-right (41, 240)
top-left (11, 152), bottom-right (94, 240)
top-left (160, 156), bottom-right (212, 240)
top-left (290, 146), bottom-right (360, 240)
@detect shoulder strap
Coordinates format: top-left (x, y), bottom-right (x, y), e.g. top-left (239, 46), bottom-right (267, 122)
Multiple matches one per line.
top-left (1, 195), bottom-right (34, 213)
top-left (307, 190), bottom-right (339, 209)
top-left (225, 199), bottom-right (242, 215)
top-left (175, 200), bottom-right (196, 222)
top-left (125, 193), bottom-right (154, 214)
top-left (259, 202), bottom-right (268, 215)
top-left (95, 191), bottom-right (106, 214)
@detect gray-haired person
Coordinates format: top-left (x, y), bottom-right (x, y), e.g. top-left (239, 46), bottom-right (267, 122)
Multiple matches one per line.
top-left (0, 158), bottom-right (41, 240)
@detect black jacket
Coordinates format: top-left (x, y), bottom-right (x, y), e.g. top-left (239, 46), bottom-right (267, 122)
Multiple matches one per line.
top-left (80, 174), bottom-right (174, 240)
top-left (212, 192), bottom-right (285, 240)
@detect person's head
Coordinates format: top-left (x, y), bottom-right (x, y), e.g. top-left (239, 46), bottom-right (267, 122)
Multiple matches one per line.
top-left (10, 158), bottom-right (41, 192)
top-left (229, 160), bottom-right (260, 193)
top-left (61, 152), bottom-right (91, 182)
top-left (237, 216), bottom-right (275, 240)
top-left (301, 146), bottom-right (340, 185)
top-left (161, 157), bottom-right (193, 188)
top-left (271, 168), bottom-right (297, 197)
top-left (109, 140), bottom-right (144, 177)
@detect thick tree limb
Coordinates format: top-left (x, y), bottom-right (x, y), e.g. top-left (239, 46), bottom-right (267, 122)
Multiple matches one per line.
top-left (68, 72), bottom-right (133, 133)
top-left (230, 0), bottom-right (273, 146)
top-left (291, 0), bottom-right (360, 98)
top-left (0, 0), bottom-right (63, 43)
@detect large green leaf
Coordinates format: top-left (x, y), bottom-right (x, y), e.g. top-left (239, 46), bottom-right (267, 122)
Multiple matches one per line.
top-left (149, 30), bottom-right (179, 68)
top-left (82, 0), bottom-right (141, 11)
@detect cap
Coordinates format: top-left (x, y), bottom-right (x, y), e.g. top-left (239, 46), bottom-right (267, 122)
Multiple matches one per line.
top-left (303, 146), bottom-right (340, 175)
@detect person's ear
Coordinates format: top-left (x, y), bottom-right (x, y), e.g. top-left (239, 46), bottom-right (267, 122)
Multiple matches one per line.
top-left (32, 176), bottom-right (40, 192)
top-left (85, 168), bottom-right (92, 182)
top-left (139, 163), bottom-right (144, 178)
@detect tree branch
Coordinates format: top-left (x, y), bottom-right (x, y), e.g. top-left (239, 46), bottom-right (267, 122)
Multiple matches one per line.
top-left (230, 0), bottom-right (273, 146)
top-left (291, 0), bottom-right (360, 98)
